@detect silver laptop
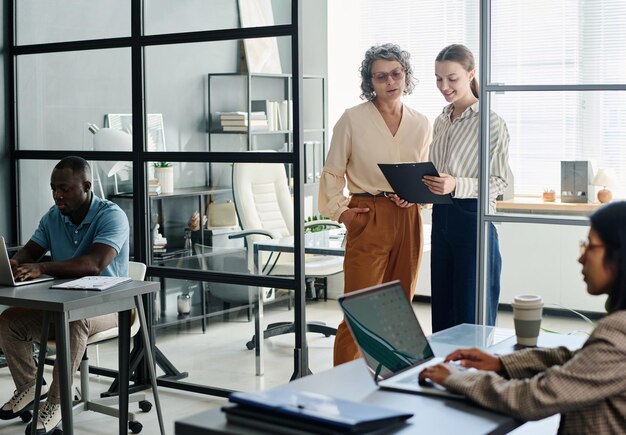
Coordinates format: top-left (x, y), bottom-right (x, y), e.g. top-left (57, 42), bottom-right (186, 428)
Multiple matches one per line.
top-left (0, 237), bottom-right (54, 287)
top-left (338, 280), bottom-right (464, 399)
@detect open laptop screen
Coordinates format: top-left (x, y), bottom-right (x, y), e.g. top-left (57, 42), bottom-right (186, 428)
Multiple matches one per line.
top-left (338, 281), bottom-right (435, 380)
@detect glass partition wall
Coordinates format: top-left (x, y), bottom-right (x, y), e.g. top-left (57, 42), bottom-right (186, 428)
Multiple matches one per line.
top-left (8, 0), bottom-right (326, 395)
top-left (477, 0), bottom-right (626, 324)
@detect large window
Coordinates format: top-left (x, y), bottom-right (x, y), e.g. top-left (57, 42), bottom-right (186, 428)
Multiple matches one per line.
top-left (357, 0), bottom-right (626, 199)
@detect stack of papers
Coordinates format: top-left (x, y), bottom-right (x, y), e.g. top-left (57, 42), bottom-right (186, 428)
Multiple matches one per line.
top-left (51, 276), bottom-right (132, 291)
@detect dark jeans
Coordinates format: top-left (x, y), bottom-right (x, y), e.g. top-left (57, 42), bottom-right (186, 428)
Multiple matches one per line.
top-left (430, 199), bottom-right (502, 332)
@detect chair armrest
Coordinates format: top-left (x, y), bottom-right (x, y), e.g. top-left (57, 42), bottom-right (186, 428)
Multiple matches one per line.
top-left (305, 219), bottom-right (342, 230)
top-left (228, 229), bottom-right (280, 240)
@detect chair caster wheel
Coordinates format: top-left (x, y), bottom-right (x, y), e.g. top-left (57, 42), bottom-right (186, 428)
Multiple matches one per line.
top-left (139, 400), bottom-right (152, 412)
top-left (52, 429), bottom-right (63, 435)
top-left (129, 420), bottom-right (143, 434)
top-left (20, 410), bottom-right (32, 423)
top-left (324, 333), bottom-right (331, 337)
top-left (246, 340), bottom-right (255, 350)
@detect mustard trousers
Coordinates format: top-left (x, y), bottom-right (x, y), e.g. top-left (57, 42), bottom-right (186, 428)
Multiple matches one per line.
top-left (333, 195), bottom-right (423, 366)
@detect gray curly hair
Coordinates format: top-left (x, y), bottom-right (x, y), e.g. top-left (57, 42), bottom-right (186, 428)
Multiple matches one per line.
top-left (359, 43), bottom-right (415, 101)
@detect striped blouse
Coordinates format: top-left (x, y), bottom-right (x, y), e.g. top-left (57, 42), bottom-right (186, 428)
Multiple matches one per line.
top-left (430, 101), bottom-right (509, 213)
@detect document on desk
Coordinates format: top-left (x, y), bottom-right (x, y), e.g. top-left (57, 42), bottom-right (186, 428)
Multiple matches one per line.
top-left (378, 162), bottom-right (453, 204)
top-left (50, 276), bottom-right (132, 291)
top-left (226, 389), bottom-right (412, 433)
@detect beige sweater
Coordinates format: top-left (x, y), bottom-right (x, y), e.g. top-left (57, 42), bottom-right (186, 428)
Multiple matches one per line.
top-left (318, 101), bottom-right (431, 221)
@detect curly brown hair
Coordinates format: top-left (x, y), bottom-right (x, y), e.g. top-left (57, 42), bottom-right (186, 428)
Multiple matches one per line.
top-left (359, 43), bottom-right (415, 101)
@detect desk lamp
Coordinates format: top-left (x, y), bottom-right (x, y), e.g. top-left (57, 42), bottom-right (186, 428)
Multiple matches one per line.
top-left (592, 169), bottom-right (615, 204)
top-left (88, 124), bottom-right (132, 196)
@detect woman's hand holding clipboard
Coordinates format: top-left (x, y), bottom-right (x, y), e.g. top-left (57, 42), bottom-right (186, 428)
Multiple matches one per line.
top-left (378, 162), bottom-right (453, 204)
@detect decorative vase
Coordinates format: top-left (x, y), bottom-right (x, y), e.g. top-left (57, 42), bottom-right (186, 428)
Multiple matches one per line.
top-left (155, 166), bottom-right (174, 194)
top-left (177, 293), bottom-right (191, 315)
top-left (542, 191), bottom-right (556, 202)
top-left (597, 189), bottom-right (612, 204)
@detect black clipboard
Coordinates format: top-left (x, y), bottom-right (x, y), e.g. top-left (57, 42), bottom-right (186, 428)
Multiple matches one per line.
top-left (378, 162), bottom-right (453, 204)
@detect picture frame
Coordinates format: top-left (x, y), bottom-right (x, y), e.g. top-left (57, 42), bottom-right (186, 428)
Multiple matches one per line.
top-left (238, 0), bottom-right (282, 73)
top-left (105, 113), bottom-right (166, 152)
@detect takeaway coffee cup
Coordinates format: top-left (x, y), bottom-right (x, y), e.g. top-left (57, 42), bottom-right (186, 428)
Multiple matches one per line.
top-left (512, 295), bottom-right (544, 346)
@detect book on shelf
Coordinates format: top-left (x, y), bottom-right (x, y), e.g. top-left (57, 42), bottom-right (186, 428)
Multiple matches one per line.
top-left (217, 111), bottom-right (267, 121)
top-left (277, 100), bottom-right (293, 130)
top-left (222, 124), bottom-right (270, 132)
top-left (252, 100), bottom-right (293, 131)
top-left (221, 119), bottom-right (269, 127)
top-left (251, 100), bottom-right (279, 131)
top-left (148, 179), bottom-right (161, 195)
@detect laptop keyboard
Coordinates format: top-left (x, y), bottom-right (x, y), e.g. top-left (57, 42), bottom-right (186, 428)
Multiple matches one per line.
top-left (398, 362), bottom-right (470, 386)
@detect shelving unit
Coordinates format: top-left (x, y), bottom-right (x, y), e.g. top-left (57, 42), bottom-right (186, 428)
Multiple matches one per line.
top-left (111, 185), bottom-right (235, 260)
top-left (207, 72), bottom-right (326, 186)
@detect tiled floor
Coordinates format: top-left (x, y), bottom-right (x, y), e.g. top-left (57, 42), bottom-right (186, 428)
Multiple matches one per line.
top-left (0, 300), bottom-right (594, 435)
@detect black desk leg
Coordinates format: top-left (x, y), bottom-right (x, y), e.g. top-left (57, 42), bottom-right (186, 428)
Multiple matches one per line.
top-left (135, 295), bottom-right (166, 435)
top-left (55, 313), bottom-right (73, 435)
top-left (119, 310), bottom-right (131, 435)
top-left (31, 312), bottom-right (50, 435)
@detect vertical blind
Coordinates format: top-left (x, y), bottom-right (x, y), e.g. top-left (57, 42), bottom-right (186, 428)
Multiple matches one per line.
top-left (359, 0), bottom-right (626, 199)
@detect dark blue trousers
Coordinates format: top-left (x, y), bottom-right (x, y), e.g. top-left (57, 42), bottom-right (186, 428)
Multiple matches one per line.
top-left (430, 199), bottom-right (502, 332)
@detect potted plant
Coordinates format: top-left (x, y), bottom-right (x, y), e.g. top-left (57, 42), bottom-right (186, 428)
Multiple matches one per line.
top-left (305, 215), bottom-right (326, 233)
top-left (153, 162), bottom-right (174, 194)
top-left (542, 189), bottom-right (556, 202)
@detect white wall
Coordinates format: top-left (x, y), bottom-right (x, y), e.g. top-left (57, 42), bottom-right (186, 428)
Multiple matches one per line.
top-left (414, 221), bottom-right (606, 313)
top-left (327, 0), bottom-right (363, 132)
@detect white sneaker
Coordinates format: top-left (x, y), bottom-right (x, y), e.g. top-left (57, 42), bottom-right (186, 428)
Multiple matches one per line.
top-left (0, 383), bottom-right (49, 420)
top-left (33, 401), bottom-right (62, 435)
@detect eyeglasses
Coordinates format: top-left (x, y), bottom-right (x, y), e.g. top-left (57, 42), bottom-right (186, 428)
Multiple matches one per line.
top-left (371, 69), bottom-right (405, 83)
top-left (579, 240), bottom-right (605, 256)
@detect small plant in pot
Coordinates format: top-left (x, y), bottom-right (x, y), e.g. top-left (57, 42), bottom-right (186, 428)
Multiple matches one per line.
top-left (153, 162), bottom-right (174, 194)
top-left (542, 189), bottom-right (556, 202)
top-left (305, 215), bottom-right (325, 233)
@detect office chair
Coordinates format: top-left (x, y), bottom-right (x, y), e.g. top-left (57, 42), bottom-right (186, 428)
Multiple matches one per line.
top-left (230, 161), bottom-right (342, 349)
top-left (194, 244), bottom-right (255, 329)
top-left (34, 261), bottom-right (152, 434)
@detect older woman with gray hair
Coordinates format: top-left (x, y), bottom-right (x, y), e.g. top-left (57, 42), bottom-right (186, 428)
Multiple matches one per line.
top-left (319, 43), bottom-right (432, 366)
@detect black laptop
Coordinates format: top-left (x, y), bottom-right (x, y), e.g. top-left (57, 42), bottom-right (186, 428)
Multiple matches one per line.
top-left (338, 281), bottom-right (464, 399)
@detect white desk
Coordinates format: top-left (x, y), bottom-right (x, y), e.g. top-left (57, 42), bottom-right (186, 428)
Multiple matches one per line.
top-left (0, 279), bottom-right (165, 435)
top-left (175, 324), bottom-right (586, 434)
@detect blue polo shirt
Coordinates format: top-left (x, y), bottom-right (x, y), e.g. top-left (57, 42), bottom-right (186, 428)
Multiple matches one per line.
top-left (31, 194), bottom-right (130, 277)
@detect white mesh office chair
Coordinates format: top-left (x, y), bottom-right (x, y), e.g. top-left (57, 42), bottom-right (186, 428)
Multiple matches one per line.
top-left (230, 161), bottom-right (343, 349)
top-left (32, 262), bottom-right (152, 434)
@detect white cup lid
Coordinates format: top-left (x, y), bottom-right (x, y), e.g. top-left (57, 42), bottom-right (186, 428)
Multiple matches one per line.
top-left (512, 294), bottom-right (544, 308)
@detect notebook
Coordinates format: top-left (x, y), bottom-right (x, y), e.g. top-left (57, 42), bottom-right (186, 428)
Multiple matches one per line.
top-left (0, 236), bottom-right (54, 287)
top-left (50, 276), bottom-right (132, 291)
top-left (226, 388), bottom-right (412, 434)
top-left (338, 280), bottom-right (464, 399)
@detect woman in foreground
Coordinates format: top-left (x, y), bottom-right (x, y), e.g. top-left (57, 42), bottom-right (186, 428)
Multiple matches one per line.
top-left (419, 201), bottom-right (626, 434)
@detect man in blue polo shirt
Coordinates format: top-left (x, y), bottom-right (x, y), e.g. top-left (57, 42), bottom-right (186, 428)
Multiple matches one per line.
top-left (0, 156), bottom-right (129, 435)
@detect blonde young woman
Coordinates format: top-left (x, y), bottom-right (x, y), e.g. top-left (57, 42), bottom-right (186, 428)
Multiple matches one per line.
top-left (423, 44), bottom-right (509, 332)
